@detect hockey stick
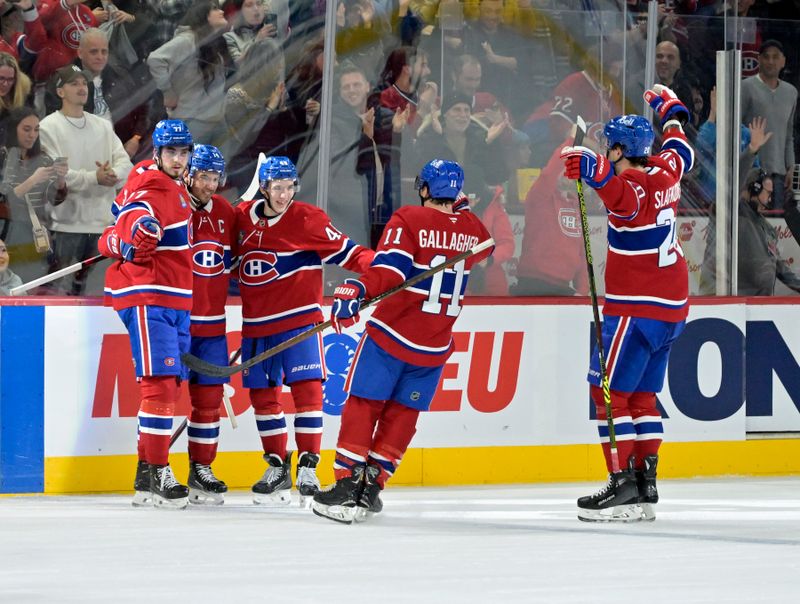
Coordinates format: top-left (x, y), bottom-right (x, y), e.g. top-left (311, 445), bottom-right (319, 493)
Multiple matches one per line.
top-left (181, 237), bottom-right (496, 378)
top-left (169, 348), bottom-right (242, 447)
top-left (573, 115), bottom-right (621, 473)
top-left (9, 254), bottom-right (108, 296)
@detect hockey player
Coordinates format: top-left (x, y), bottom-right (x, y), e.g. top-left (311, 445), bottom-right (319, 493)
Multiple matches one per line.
top-left (311, 159), bottom-right (493, 524)
top-left (99, 119), bottom-right (194, 509)
top-left (235, 156), bottom-right (374, 506)
top-left (559, 85), bottom-right (695, 522)
top-left (183, 145), bottom-right (237, 505)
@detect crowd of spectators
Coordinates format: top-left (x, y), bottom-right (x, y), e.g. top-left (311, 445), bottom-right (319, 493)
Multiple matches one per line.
top-left (0, 0), bottom-right (799, 297)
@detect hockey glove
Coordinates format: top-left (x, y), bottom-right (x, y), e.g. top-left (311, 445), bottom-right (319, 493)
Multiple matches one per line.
top-left (331, 278), bottom-right (366, 334)
top-left (102, 228), bottom-right (152, 263)
top-left (560, 145), bottom-right (613, 189)
top-left (131, 217), bottom-right (163, 254)
top-left (644, 84), bottom-right (690, 127)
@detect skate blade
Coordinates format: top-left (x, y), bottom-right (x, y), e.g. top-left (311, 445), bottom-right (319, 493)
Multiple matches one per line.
top-left (188, 488), bottom-right (224, 506)
top-left (311, 501), bottom-right (356, 525)
top-left (153, 494), bottom-right (189, 510)
top-left (640, 503), bottom-right (656, 522)
top-left (353, 507), bottom-right (373, 523)
top-left (298, 494), bottom-right (316, 509)
top-left (577, 503), bottom-right (644, 523)
top-left (131, 491), bottom-right (153, 507)
top-left (252, 490), bottom-right (292, 506)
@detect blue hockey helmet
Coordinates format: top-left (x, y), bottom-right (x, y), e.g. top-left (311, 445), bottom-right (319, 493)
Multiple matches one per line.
top-left (152, 119), bottom-right (193, 150)
top-left (603, 115), bottom-right (654, 158)
top-left (259, 156), bottom-right (298, 189)
top-left (415, 159), bottom-right (464, 201)
top-left (189, 144), bottom-right (226, 185)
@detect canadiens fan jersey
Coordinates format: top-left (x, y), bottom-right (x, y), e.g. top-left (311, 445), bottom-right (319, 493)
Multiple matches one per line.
top-left (190, 194), bottom-right (237, 337)
top-left (235, 199), bottom-right (374, 338)
top-left (597, 128), bottom-right (695, 323)
top-left (358, 205), bottom-right (493, 367)
top-left (35, 0), bottom-right (97, 82)
top-left (103, 165), bottom-right (194, 311)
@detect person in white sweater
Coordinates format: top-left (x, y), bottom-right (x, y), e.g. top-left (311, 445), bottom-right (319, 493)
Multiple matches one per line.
top-left (39, 64), bottom-right (132, 295)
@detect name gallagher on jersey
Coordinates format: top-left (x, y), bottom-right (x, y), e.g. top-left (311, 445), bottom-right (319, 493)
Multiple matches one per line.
top-left (418, 230), bottom-right (479, 252)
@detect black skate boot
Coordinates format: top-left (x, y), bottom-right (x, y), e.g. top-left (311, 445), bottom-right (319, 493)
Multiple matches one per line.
top-left (296, 452), bottom-right (321, 508)
top-left (577, 459), bottom-right (640, 522)
top-left (149, 464), bottom-right (189, 509)
top-left (636, 455), bottom-right (659, 521)
top-left (132, 460), bottom-right (152, 507)
top-left (188, 461), bottom-right (228, 506)
top-left (311, 465), bottom-right (365, 525)
top-left (252, 452), bottom-right (292, 505)
top-left (354, 464), bottom-right (383, 523)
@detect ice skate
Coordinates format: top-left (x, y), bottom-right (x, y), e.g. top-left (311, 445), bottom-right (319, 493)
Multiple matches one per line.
top-left (296, 452), bottom-right (321, 508)
top-left (149, 464), bottom-right (189, 509)
top-left (132, 460), bottom-right (152, 507)
top-left (577, 463), bottom-right (640, 523)
top-left (311, 466), bottom-right (365, 525)
top-left (636, 455), bottom-right (659, 521)
top-left (188, 461), bottom-right (227, 505)
top-left (252, 453), bottom-right (292, 505)
top-left (354, 464), bottom-right (383, 523)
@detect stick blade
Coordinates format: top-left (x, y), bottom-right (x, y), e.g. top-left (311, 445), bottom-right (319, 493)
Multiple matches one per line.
top-left (574, 115), bottom-right (587, 146)
top-left (181, 353), bottom-right (236, 378)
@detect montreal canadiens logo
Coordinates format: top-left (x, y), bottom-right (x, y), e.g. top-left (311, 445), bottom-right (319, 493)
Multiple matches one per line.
top-left (240, 250), bottom-right (279, 286)
top-left (193, 241), bottom-right (225, 277)
top-left (558, 208), bottom-right (581, 237)
top-left (62, 24), bottom-right (84, 50)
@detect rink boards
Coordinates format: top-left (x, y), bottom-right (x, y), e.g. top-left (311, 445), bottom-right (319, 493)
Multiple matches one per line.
top-left (1, 299), bottom-right (800, 493)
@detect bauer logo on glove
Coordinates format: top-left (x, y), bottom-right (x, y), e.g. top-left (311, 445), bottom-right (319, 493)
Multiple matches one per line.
top-left (644, 84), bottom-right (690, 127)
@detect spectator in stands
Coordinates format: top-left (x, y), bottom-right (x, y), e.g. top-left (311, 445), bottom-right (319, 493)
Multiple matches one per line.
top-left (327, 61), bottom-right (398, 247)
top-left (0, 0), bottom-right (48, 63)
top-left (0, 52), bottom-right (32, 145)
top-left (223, 0), bottom-right (280, 65)
top-left (0, 238), bottom-right (22, 295)
top-left (222, 37), bottom-right (285, 178)
top-left (31, 1), bottom-right (96, 85)
top-left (514, 139), bottom-right (589, 296)
top-left (39, 65), bottom-right (132, 295)
top-left (738, 168), bottom-right (800, 295)
top-left (414, 92), bottom-right (508, 193)
top-left (462, 184), bottom-right (514, 296)
top-left (741, 39), bottom-right (797, 211)
top-left (56, 29), bottom-right (150, 160)
top-left (138, 0), bottom-right (192, 57)
top-left (461, 0), bottom-right (532, 121)
top-left (449, 54), bottom-right (509, 127)
top-left (147, 1), bottom-right (231, 148)
top-left (375, 46), bottom-right (432, 129)
top-left (336, 0), bottom-right (389, 84)
top-left (0, 106), bottom-right (67, 284)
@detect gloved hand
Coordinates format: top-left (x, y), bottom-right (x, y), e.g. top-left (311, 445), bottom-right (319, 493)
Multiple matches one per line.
top-left (103, 228), bottom-right (152, 263)
top-left (560, 145), bottom-right (613, 189)
top-left (330, 278), bottom-right (366, 334)
top-left (644, 84), bottom-right (690, 126)
top-left (131, 217), bottom-right (162, 254)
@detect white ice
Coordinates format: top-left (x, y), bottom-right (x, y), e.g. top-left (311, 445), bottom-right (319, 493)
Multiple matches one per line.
top-left (1, 477), bottom-right (798, 603)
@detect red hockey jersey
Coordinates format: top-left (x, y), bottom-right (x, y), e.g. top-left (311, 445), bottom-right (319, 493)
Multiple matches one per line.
top-left (517, 142), bottom-right (589, 294)
top-left (190, 194), bottom-right (237, 337)
top-left (358, 205), bottom-right (493, 367)
top-left (597, 128), bottom-right (695, 322)
top-left (103, 168), bottom-right (194, 311)
top-left (235, 199), bottom-right (374, 338)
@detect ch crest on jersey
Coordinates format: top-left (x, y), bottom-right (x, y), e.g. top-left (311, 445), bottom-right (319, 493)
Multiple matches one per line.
top-left (240, 250), bottom-right (279, 286)
top-left (192, 241), bottom-right (225, 277)
top-left (558, 208), bottom-right (581, 237)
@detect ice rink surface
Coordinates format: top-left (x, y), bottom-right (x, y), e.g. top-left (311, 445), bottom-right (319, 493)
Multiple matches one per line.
top-left (1, 477), bottom-right (798, 603)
